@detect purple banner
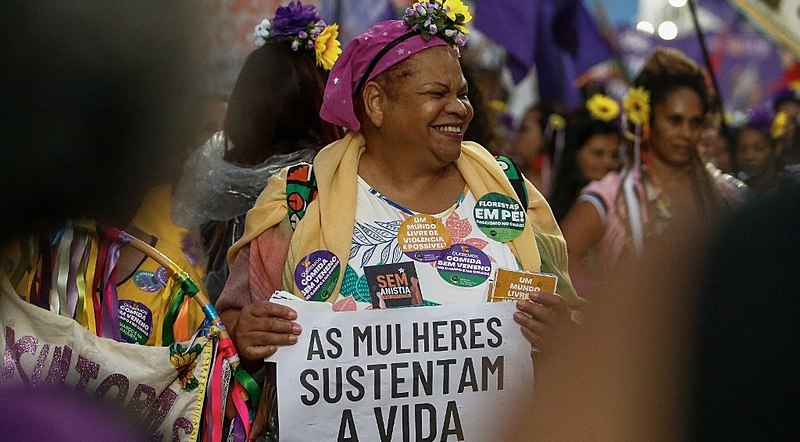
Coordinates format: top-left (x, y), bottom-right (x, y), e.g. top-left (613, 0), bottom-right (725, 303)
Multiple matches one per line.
top-left (616, 23), bottom-right (785, 112)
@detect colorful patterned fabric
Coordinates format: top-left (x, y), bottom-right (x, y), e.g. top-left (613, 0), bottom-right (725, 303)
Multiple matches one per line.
top-left (224, 131), bottom-right (582, 309)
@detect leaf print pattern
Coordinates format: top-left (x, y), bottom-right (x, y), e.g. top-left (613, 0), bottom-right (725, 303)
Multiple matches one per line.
top-left (340, 264), bottom-right (358, 295)
top-left (333, 295), bottom-right (358, 312)
top-left (350, 220), bottom-right (403, 268)
top-left (444, 212), bottom-right (488, 250)
top-left (445, 211), bottom-right (471, 239)
top-left (463, 237), bottom-right (489, 250)
top-left (340, 264), bottom-right (371, 303)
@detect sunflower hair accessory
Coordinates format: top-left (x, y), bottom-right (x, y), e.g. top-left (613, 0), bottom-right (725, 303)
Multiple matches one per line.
top-left (586, 93), bottom-right (620, 123)
top-left (403, 0), bottom-right (472, 50)
top-left (791, 80), bottom-right (800, 96)
top-left (771, 111), bottom-right (788, 140)
top-left (621, 86), bottom-right (650, 255)
top-left (253, 1), bottom-right (342, 70)
top-left (623, 87), bottom-right (650, 126)
top-left (548, 113), bottom-right (566, 131)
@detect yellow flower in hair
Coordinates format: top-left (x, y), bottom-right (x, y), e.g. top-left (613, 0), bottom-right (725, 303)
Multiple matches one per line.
top-left (791, 80), bottom-right (800, 94)
top-left (489, 99), bottom-right (507, 112)
top-left (771, 111), bottom-right (788, 140)
top-left (548, 113), bottom-right (566, 131)
top-left (314, 24), bottom-right (341, 71)
top-left (444, 0), bottom-right (473, 33)
top-left (723, 111), bottom-right (737, 127)
top-left (586, 93), bottom-right (620, 122)
top-left (623, 87), bottom-right (650, 126)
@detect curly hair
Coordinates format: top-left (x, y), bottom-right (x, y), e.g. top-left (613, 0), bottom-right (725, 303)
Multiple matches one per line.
top-left (634, 48), bottom-right (710, 119)
top-left (621, 48), bottom-right (730, 232)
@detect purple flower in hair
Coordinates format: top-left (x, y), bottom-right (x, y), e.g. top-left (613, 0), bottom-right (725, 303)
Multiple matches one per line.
top-left (745, 105), bottom-right (774, 135)
top-left (270, 1), bottom-right (322, 39)
top-left (402, 0), bottom-right (472, 50)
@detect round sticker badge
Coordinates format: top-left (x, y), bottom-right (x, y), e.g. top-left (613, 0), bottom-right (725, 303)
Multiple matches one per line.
top-left (294, 250), bottom-right (341, 302)
top-left (118, 300), bottom-right (153, 345)
top-left (473, 192), bottom-right (526, 242)
top-left (436, 243), bottom-right (492, 287)
top-left (133, 269), bottom-right (165, 293)
top-left (397, 214), bottom-right (451, 262)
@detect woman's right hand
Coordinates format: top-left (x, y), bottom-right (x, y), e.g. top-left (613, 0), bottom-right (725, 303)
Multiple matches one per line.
top-left (234, 300), bottom-right (302, 363)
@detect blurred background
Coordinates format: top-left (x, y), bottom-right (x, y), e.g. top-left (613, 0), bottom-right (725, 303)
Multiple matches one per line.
top-left (201, 0), bottom-right (800, 125)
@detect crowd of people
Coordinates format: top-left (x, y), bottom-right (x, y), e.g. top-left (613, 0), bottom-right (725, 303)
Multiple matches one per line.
top-left (2, 1), bottom-right (799, 441)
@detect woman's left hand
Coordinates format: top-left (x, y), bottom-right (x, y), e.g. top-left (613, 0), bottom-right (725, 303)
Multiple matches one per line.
top-left (513, 291), bottom-right (571, 351)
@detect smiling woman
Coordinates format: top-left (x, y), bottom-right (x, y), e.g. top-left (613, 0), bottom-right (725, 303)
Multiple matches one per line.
top-left (213, 0), bottom-right (584, 438)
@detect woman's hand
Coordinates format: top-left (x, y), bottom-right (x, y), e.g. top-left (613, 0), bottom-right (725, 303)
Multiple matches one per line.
top-left (234, 300), bottom-right (302, 363)
top-left (513, 291), bottom-right (571, 351)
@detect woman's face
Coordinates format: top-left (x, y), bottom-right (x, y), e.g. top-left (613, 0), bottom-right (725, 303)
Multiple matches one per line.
top-left (697, 126), bottom-right (732, 172)
top-left (735, 127), bottom-right (776, 179)
top-left (575, 132), bottom-right (621, 181)
top-left (377, 47), bottom-right (473, 166)
top-left (509, 109), bottom-right (544, 166)
top-left (648, 87), bottom-right (705, 169)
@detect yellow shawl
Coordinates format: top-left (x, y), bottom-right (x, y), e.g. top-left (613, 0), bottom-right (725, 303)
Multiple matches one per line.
top-left (229, 132), bottom-right (583, 308)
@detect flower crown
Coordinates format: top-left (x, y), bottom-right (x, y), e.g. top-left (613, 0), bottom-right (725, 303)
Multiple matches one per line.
top-left (253, 1), bottom-right (341, 70)
top-left (586, 93), bottom-right (620, 123)
top-left (403, 0), bottom-right (473, 51)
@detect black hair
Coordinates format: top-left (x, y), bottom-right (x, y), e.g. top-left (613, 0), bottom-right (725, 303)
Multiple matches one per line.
top-left (224, 41), bottom-right (341, 166)
top-left (634, 48), bottom-right (710, 118)
top-left (550, 109), bottom-right (621, 221)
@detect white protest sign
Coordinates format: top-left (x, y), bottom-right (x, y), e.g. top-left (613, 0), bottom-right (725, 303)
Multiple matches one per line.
top-left (273, 301), bottom-right (533, 441)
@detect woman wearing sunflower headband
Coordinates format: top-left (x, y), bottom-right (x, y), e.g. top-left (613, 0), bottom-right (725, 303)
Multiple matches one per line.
top-left (173, 1), bottom-right (343, 301)
top-left (560, 48), bottom-right (747, 297)
top-left (215, 0), bottom-right (583, 437)
top-left (548, 93), bottom-right (623, 222)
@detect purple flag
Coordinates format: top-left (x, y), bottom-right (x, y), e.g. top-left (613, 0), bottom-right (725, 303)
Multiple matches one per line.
top-left (616, 21), bottom-right (784, 113)
top-left (319, 0), bottom-right (396, 46)
top-left (474, 0), bottom-right (613, 107)
top-left (700, 0), bottom-right (742, 26)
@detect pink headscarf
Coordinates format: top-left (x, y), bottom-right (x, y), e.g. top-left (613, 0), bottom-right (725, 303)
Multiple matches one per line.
top-left (319, 20), bottom-right (449, 132)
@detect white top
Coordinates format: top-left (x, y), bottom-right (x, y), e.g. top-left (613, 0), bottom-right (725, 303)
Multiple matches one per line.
top-left (335, 177), bottom-right (522, 310)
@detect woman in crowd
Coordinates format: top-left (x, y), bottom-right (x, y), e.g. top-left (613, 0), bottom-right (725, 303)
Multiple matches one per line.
top-left (172, 2), bottom-right (342, 300)
top-left (549, 94), bottom-right (622, 222)
top-left (506, 102), bottom-right (564, 194)
top-left (733, 107), bottom-right (798, 197)
top-left (771, 83), bottom-right (800, 169)
top-left (696, 112), bottom-right (733, 174)
top-left (215, 1), bottom-right (582, 437)
top-left (560, 48), bottom-right (746, 297)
